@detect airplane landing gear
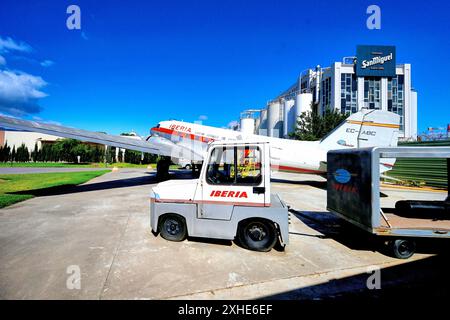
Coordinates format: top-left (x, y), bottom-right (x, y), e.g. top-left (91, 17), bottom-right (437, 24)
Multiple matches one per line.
top-left (156, 157), bottom-right (170, 181)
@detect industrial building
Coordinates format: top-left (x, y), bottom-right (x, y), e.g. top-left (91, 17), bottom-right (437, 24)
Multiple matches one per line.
top-left (0, 130), bottom-right (61, 151)
top-left (241, 46), bottom-right (418, 141)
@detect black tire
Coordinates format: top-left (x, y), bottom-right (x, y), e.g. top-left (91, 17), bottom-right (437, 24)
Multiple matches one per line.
top-left (238, 219), bottom-right (277, 252)
top-left (184, 164), bottom-right (192, 170)
top-left (156, 159), bottom-right (170, 181)
top-left (389, 239), bottom-right (416, 259)
top-left (159, 214), bottom-right (187, 242)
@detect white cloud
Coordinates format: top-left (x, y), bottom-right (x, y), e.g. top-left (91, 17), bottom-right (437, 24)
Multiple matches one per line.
top-left (0, 36), bottom-right (33, 66)
top-left (0, 36), bottom-right (49, 116)
top-left (0, 36), bottom-right (32, 54)
top-left (198, 115), bottom-right (208, 121)
top-left (40, 60), bottom-right (54, 67)
top-left (0, 70), bottom-right (48, 116)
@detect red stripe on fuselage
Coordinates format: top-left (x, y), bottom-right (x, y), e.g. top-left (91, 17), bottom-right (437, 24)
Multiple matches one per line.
top-left (151, 127), bottom-right (324, 175)
top-left (151, 127), bottom-right (214, 143)
top-left (271, 164), bottom-right (323, 174)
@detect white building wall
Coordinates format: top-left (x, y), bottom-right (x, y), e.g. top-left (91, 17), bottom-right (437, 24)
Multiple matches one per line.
top-left (410, 90), bottom-right (418, 140)
top-left (403, 64), bottom-right (412, 139)
top-left (357, 77), bottom-right (365, 111)
top-left (332, 63), bottom-right (341, 111)
top-left (381, 78), bottom-right (388, 111)
top-left (2, 131), bottom-right (60, 150)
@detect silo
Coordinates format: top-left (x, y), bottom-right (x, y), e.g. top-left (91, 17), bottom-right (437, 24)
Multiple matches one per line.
top-left (283, 99), bottom-right (295, 137)
top-left (294, 93), bottom-right (313, 122)
top-left (240, 118), bottom-right (255, 135)
top-left (267, 100), bottom-right (282, 138)
top-left (254, 116), bottom-right (261, 134)
top-left (258, 109), bottom-right (268, 136)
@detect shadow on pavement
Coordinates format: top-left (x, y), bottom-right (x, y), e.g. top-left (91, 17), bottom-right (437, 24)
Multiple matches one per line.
top-left (290, 210), bottom-right (450, 257)
top-left (260, 253), bottom-right (450, 301)
top-left (9, 170), bottom-right (195, 197)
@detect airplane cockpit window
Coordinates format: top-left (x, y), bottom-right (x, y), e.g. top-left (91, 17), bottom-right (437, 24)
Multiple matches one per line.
top-left (150, 124), bottom-right (161, 137)
top-left (206, 146), bottom-right (262, 185)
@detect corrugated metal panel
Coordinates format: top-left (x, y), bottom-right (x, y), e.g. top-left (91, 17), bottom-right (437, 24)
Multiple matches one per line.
top-left (384, 141), bottom-right (450, 189)
top-left (386, 158), bottom-right (448, 189)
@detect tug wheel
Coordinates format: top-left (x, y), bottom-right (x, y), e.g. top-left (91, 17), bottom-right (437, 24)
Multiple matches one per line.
top-left (388, 239), bottom-right (416, 259)
top-left (238, 219), bottom-right (277, 252)
top-left (159, 214), bottom-right (187, 242)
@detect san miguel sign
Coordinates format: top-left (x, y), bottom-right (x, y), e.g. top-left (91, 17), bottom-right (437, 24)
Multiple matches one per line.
top-left (356, 45), bottom-right (396, 77)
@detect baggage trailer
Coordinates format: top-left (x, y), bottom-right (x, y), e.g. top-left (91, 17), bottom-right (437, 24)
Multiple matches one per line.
top-left (327, 146), bottom-right (450, 259)
top-left (150, 140), bottom-right (289, 252)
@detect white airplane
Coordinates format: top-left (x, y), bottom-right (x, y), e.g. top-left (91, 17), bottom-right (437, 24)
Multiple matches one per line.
top-left (0, 109), bottom-right (399, 177)
top-left (150, 108), bottom-right (400, 174)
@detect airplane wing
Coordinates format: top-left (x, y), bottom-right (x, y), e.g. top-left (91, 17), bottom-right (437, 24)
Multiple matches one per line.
top-left (0, 115), bottom-right (204, 161)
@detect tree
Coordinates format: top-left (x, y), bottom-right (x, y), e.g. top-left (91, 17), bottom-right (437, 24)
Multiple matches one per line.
top-left (32, 143), bottom-right (39, 162)
top-left (72, 144), bottom-right (88, 162)
top-left (124, 149), bottom-right (143, 164)
top-left (290, 109), bottom-right (348, 141)
top-left (105, 146), bottom-right (116, 163)
top-left (1, 142), bottom-right (11, 162)
top-left (143, 152), bottom-right (157, 164)
top-left (117, 149), bottom-right (123, 163)
top-left (16, 144), bottom-right (30, 162)
top-left (11, 146), bottom-right (16, 162)
top-left (53, 139), bottom-right (79, 162)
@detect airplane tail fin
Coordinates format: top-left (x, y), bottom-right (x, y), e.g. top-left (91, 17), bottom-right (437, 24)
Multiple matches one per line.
top-left (319, 109), bottom-right (400, 150)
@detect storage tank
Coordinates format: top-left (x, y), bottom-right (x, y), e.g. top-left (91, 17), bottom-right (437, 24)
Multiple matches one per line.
top-left (259, 109), bottom-right (268, 136)
top-left (283, 99), bottom-right (295, 137)
top-left (254, 116), bottom-right (261, 134)
top-left (267, 100), bottom-right (283, 138)
top-left (295, 93), bottom-right (313, 122)
top-left (240, 118), bottom-right (255, 135)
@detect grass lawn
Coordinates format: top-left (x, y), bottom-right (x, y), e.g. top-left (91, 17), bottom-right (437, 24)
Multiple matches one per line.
top-left (0, 170), bottom-right (110, 208)
top-left (105, 162), bottom-right (154, 168)
top-left (0, 162), bottom-right (104, 168)
top-left (0, 162), bottom-right (182, 169)
top-left (93, 163), bottom-right (179, 169)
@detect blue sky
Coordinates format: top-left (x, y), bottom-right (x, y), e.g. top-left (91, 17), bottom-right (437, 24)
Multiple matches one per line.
top-left (0, 0), bottom-right (449, 135)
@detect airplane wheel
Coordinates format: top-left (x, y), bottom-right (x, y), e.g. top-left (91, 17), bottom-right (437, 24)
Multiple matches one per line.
top-left (388, 239), bottom-right (416, 259)
top-left (156, 159), bottom-right (170, 181)
top-left (238, 219), bottom-right (277, 252)
top-left (159, 214), bottom-right (187, 242)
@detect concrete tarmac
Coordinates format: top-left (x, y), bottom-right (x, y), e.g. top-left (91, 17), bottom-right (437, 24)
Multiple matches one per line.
top-left (0, 169), bottom-right (448, 299)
